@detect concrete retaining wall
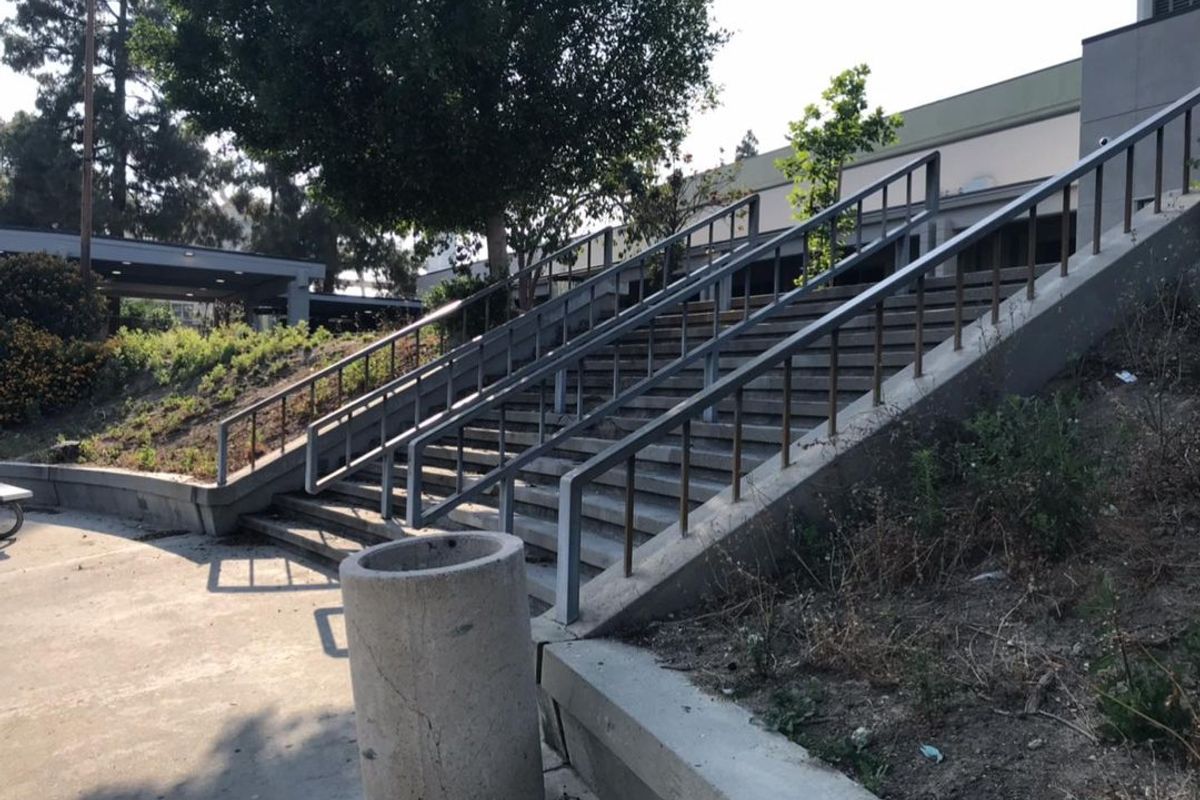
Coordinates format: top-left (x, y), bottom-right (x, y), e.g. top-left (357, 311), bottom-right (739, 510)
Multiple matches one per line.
top-left (537, 638), bottom-right (876, 800)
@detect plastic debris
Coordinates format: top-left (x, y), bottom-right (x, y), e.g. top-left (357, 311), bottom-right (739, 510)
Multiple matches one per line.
top-left (1115, 370), bottom-right (1138, 384)
top-left (919, 744), bottom-right (944, 764)
top-left (851, 727), bottom-right (871, 751)
top-left (969, 570), bottom-right (1007, 583)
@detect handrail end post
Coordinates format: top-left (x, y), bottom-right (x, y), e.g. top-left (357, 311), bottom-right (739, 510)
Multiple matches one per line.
top-left (216, 425), bottom-right (229, 487)
top-left (554, 479), bottom-right (583, 625)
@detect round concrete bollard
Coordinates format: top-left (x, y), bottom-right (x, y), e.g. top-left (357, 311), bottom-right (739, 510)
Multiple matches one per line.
top-left (340, 532), bottom-right (543, 800)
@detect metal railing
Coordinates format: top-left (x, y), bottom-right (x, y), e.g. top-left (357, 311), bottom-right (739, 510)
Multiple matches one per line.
top-left (552, 84), bottom-right (1200, 624)
top-left (214, 227), bottom-right (615, 484)
top-left (403, 152), bottom-right (941, 535)
top-left (302, 194), bottom-right (762, 494)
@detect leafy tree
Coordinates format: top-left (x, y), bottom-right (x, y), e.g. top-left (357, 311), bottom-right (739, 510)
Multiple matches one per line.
top-left (142, 0), bottom-right (727, 281)
top-left (612, 149), bottom-right (746, 265)
top-left (0, 0), bottom-right (239, 244)
top-left (776, 64), bottom-right (901, 277)
top-left (230, 161), bottom-right (419, 295)
top-left (735, 129), bottom-right (759, 160)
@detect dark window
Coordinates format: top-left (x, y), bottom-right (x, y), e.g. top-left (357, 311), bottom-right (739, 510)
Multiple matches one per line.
top-left (1155, 0), bottom-right (1199, 17)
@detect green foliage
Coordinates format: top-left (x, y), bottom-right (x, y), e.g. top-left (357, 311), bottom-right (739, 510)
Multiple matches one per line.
top-left (1, 0), bottom-right (239, 243)
top-left (120, 299), bottom-right (178, 332)
top-left (424, 275), bottom-right (511, 342)
top-left (0, 320), bottom-right (111, 425)
top-left (1096, 659), bottom-right (1196, 751)
top-left (111, 322), bottom-right (329, 386)
top-left (799, 735), bottom-right (890, 795)
top-left (765, 682), bottom-right (825, 740)
top-left (908, 447), bottom-right (944, 538)
top-left (957, 394), bottom-right (1098, 557)
top-left (0, 253), bottom-right (106, 340)
top-left (776, 65), bottom-right (902, 278)
top-left (143, 0), bottom-right (727, 276)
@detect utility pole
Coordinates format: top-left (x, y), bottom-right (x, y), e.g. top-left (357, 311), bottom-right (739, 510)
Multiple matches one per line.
top-left (80, 0), bottom-right (96, 279)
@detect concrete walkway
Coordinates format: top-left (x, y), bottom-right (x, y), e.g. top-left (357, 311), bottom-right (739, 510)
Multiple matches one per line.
top-left (0, 509), bottom-right (593, 800)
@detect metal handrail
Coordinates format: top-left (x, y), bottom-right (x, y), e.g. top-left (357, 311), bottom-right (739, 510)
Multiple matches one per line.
top-left (552, 84), bottom-right (1200, 624)
top-left (408, 160), bottom-right (939, 533)
top-left (214, 226), bottom-right (618, 484)
top-left (303, 193), bottom-right (762, 493)
top-left (403, 152), bottom-right (940, 528)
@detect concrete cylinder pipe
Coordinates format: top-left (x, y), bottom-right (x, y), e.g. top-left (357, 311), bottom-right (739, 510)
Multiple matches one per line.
top-left (340, 532), bottom-right (543, 800)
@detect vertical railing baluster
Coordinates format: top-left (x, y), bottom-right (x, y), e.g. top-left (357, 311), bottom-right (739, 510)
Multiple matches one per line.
top-left (445, 357), bottom-right (454, 410)
top-left (336, 368), bottom-right (343, 405)
top-left (1155, 125), bottom-right (1164, 213)
top-left (781, 360), bottom-right (793, 468)
top-left (872, 302), bottom-right (884, 405)
top-left (576, 357), bottom-right (584, 417)
top-left (679, 420), bottom-right (691, 535)
top-left (773, 247), bottom-right (781, 301)
top-left (1027, 206), bottom-right (1038, 300)
top-left (250, 411), bottom-right (257, 470)
top-left (389, 340), bottom-right (396, 380)
top-left (914, 276), bottom-right (926, 378)
top-left (743, 267), bottom-right (751, 321)
top-left (991, 234), bottom-right (1001, 325)
top-left (731, 388), bottom-right (744, 502)
top-left (1184, 110), bottom-right (1193, 195)
top-left (1125, 145), bottom-right (1135, 233)
top-left (538, 380), bottom-right (546, 444)
top-left (681, 300), bottom-right (689, 358)
top-left (612, 341), bottom-right (620, 396)
top-left (624, 456), bottom-right (636, 577)
top-left (828, 330), bottom-right (839, 435)
top-left (856, 199), bottom-right (864, 253)
top-left (1060, 184), bottom-right (1072, 277)
top-left (456, 429), bottom-right (465, 493)
top-left (906, 171), bottom-right (913, 222)
top-left (309, 381), bottom-right (316, 419)
top-left (953, 259), bottom-right (964, 350)
top-left (646, 318), bottom-right (655, 377)
top-left (280, 396), bottom-right (287, 455)
top-left (1093, 164), bottom-right (1104, 255)
top-left (498, 406), bottom-right (507, 465)
top-left (477, 340), bottom-right (484, 393)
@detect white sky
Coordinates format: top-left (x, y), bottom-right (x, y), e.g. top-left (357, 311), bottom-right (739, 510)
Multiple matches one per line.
top-left (0, 0), bottom-right (1136, 171)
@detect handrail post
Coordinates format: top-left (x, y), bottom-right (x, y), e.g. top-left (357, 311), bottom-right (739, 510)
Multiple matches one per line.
top-left (555, 481), bottom-right (583, 624)
top-left (496, 476), bottom-right (515, 534)
top-left (380, 451), bottom-right (395, 519)
top-left (702, 349), bottom-right (719, 423)
top-left (603, 228), bottom-right (614, 270)
top-left (924, 155), bottom-right (941, 252)
top-left (216, 424), bottom-right (229, 486)
top-left (747, 194), bottom-right (761, 248)
top-left (405, 443), bottom-right (423, 528)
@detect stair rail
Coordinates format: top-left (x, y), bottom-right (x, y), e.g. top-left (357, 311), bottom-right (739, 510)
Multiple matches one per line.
top-left (552, 85), bottom-right (1200, 624)
top-left (215, 226), bottom-right (619, 484)
top-left (403, 151), bottom-right (940, 532)
top-left (303, 194), bottom-right (762, 494)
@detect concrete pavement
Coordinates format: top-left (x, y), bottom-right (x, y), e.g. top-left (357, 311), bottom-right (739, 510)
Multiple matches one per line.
top-left (0, 509), bottom-right (592, 800)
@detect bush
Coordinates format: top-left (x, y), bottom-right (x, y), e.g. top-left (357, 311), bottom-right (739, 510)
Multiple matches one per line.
top-left (120, 299), bottom-right (178, 331)
top-left (424, 275), bottom-right (511, 342)
top-left (956, 393), bottom-right (1098, 557)
top-left (0, 252), bottom-right (107, 339)
top-left (0, 320), bottom-right (111, 425)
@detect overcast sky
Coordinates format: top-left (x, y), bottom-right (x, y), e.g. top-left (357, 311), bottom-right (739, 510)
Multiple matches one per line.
top-left (0, 0), bottom-right (1136, 171)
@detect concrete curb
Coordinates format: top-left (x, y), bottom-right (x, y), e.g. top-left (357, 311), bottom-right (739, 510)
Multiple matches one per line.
top-left (538, 638), bottom-right (877, 800)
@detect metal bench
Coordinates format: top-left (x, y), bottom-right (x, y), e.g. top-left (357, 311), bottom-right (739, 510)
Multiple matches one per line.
top-left (0, 482), bottom-right (32, 539)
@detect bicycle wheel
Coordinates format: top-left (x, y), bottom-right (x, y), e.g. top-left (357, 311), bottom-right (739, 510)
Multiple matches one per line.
top-left (0, 502), bottom-right (22, 540)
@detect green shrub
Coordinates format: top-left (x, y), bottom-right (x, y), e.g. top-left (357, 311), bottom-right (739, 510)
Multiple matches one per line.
top-left (956, 393), bottom-right (1098, 557)
top-left (0, 252), bottom-right (107, 339)
top-left (120, 299), bottom-right (178, 331)
top-left (424, 275), bottom-right (511, 342)
top-left (0, 320), bottom-right (111, 425)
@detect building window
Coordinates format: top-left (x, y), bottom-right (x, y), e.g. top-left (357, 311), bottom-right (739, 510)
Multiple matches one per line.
top-left (1154, 0), bottom-right (1199, 17)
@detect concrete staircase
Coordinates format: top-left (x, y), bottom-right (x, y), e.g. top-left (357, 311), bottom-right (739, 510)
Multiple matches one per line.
top-left (241, 264), bottom-right (1046, 612)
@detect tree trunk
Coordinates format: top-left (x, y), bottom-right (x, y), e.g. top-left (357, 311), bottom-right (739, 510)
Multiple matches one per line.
top-left (485, 211), bottom-right (510, 282)
top-left (110, 0), bottom-right (130, 237)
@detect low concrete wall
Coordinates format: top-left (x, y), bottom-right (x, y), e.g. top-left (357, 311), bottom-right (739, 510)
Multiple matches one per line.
top-left (567, 191), bottom-right (1200, 638)
top-left (538, 638), bottom-right (876, 800)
